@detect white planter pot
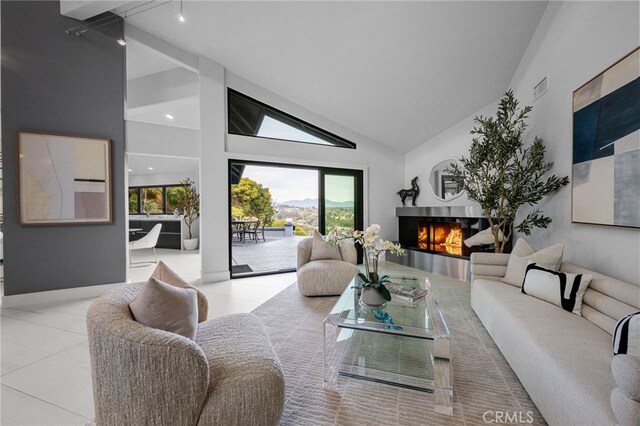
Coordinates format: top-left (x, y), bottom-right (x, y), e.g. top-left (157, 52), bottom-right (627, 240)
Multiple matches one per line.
top-left (183, 238), bottom-right (199, 251)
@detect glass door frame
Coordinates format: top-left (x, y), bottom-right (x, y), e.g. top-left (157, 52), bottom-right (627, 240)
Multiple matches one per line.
top-left (228, 159), bottom-right (364, 279)
top-left (318, 168), bottom-right (364, 235)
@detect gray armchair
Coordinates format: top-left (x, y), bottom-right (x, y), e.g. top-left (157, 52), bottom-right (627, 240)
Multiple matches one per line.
top-left (296, 238), bottom-right (358, 296)
top-left (87, 283), bottom-right (285, 426)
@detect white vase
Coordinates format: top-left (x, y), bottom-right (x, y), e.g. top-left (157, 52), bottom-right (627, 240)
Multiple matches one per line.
top-left (183, 238), bottom-right (198, 250)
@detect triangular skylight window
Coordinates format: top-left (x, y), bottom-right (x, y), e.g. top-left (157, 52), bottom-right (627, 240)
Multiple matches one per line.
top-left (257, 115), bottom-right (332, 146)
top-left (227, 89), bottom-right (356, 149)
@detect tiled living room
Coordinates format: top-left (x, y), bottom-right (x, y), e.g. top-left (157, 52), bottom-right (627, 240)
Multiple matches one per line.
top-left (1, 1), bottom-right (639, 426)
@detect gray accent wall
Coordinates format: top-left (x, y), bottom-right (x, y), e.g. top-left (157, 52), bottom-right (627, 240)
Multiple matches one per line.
top-left (1, 1), bottom-right (126, 295)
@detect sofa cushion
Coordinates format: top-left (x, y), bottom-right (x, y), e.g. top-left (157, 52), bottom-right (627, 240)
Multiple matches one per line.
top-left (195, 313), bottom-right (285, 425)
top-left (471, 278), bottom-right (616, 425)
top-left (129, 277), bottom-right (199, 340)
top-left (612, 354), bottom-right (640, 401)
top-left (611, 387), bottom-right (640, 426)
top-left (613, 312), bottom-right (640, 356)
top-left (297, 259), bottom-right (358, 296)
top-left (521, 263), bottom-right (592, 315)
top-left (502, 239), bottom-right (563, 287)
top-left (309, 230), bottom-right (342, 261)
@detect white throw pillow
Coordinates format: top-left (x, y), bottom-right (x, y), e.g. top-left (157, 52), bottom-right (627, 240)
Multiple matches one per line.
top-left (521, 262), bottom-right (592, 316)
top-left (151, 261), bottom-right (207, 322)
top-left (502, 239), bottom-right (564, 287)
top-left (129, 278), bottom-right (199, 340)
top-left (464, 227), bottom-right (504, 248)
top-left (613, 312), bottom-right (640, 356)
top-left (309, 230), bottom-right (343, 261)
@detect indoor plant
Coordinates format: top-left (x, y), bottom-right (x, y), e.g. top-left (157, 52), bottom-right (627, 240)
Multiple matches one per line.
top-left (446, 90), bottom-right (569, 253)
top-left (328, 224), bottom-right (405, 306)
top-left (175, 178), bottom-right (200, 250)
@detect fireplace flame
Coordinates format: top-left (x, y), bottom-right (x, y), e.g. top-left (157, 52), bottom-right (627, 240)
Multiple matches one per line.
top-left (418, 226), bottom-right (428, 250)
top-left (441, 227), bottom-right (462, 255)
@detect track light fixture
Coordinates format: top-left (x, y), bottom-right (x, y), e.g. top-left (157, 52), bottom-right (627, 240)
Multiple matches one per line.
top-left (65, 0), bottom-right (173, 46)
top-left (178, 0), bottom-right (185, 23)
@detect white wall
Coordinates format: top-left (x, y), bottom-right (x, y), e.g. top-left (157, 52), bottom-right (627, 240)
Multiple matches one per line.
top-left (405, 1), bottom-right (639, 285)
top-left (126, 121), bottom-right (199, 158)
top-left (507, 1), bottom-right (639, 285)
top-left (128, 172), bottom-right (200, 190)
top-left (225, 72), bottom-right (406, 242)
top-left (405, 100), bottom-right (498, 207)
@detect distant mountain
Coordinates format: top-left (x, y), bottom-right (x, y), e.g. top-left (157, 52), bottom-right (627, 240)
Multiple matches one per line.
top-left (278, 198), bottom-right (354, 208)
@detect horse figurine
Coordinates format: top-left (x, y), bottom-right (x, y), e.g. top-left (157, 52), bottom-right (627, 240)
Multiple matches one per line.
top-left (397, 176), bottom-right (420, 207)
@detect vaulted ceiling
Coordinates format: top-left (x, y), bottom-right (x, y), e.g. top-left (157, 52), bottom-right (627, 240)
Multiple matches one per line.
top-left (123, 1), bottom-right (547, 152)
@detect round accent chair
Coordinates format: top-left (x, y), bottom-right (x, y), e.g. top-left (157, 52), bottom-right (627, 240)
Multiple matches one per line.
top-left (296, 237), bottom-right (358, 296)
top-left (87, 283), bottom-right (285, 425)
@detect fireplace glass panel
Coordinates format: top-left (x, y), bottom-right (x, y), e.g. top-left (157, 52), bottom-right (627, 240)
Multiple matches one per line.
top-left (418, 222), bottom-right (463, 256)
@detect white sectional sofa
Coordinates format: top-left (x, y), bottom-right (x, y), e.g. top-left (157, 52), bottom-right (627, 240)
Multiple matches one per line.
top-left (470, 252), bottom-right (639, 426)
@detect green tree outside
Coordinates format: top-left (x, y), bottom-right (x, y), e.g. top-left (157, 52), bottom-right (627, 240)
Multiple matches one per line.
top-left (231, 177), bottom-right (276, 225)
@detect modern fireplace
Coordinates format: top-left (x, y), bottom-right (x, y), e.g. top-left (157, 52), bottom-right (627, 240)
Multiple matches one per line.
top-left (389, 206), bottom-right (512, 281)
top-left (418, 221), bottom-right (463, 255)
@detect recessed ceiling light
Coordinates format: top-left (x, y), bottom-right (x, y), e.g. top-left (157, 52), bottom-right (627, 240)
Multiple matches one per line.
top-left (165, 113), bottom-right (174, 120)
top-left (128, 168), bottom-right (132, 172)
top-left (117, 38), bottom-right (127, 46)
top-left (148, 167), bottom-right (154, 171)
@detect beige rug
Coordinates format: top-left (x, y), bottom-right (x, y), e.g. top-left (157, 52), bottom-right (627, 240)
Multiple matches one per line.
top-left (252, 278), bottom-right (546, 426)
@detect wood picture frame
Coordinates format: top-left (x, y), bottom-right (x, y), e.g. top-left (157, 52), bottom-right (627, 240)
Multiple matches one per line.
top-left (17, 130), bottom-right (113, 226)
top-left (571, 47), bottom-right (640, 228)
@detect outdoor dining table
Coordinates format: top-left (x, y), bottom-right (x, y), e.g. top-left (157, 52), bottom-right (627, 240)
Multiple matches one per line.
top-left (231, 220), bottom-right (258, 242)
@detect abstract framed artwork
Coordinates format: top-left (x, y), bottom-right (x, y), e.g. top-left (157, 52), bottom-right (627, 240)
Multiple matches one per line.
top-left (572, 47), bottom-right (640, 228)
top-left (18, 131), bottom-right (112, 225)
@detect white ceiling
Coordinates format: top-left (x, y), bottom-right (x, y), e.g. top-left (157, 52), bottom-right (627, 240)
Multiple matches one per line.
top-left (128, 154), bottom-right (199, 176)
top-left (124, 1), bottom-right (548, 152)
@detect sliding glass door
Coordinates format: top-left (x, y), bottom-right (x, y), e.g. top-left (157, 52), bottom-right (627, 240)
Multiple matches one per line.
top-left (319, 170), bottom-right (363, 235)
top-left (229, 161), bottom-right (363, 278)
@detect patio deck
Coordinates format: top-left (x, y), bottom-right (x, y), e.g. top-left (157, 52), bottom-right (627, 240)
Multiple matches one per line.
top-left (231, 233), bottom-right (306, 275)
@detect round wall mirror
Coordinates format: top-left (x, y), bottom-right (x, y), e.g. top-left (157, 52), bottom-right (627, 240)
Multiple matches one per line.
top-left (428, 159), bottom-right (464, 201)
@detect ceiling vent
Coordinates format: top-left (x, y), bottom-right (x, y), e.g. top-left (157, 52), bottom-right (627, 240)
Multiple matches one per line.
top-left (533, 76), bottom-right (548, 102)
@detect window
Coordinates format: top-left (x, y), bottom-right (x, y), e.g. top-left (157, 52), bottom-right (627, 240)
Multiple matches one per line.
top-left (227, 89), bottom-right (356, 149)
top-left (128, 188), bottom-right (139, 214)
top-left (129, 184), bottom-right (190, 215)
top-left (166, 185), bottom-right (186, 214)
top-left (141, 187), bottom-right (163, 214)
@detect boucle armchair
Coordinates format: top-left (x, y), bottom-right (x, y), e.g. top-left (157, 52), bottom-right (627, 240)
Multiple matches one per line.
top-left (296, 238), bottom-right (358, 296)
top-left (87, 283), bottom-right (285, 426)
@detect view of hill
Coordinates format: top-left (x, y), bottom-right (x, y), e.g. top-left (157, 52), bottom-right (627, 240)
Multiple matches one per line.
top-left (278, 198), bottom-right (354, 208)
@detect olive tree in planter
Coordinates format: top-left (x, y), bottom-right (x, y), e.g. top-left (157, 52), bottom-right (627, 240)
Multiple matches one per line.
top-left (176, 178), bottom-right (200, 251)
top-left (446, 90), bottom-right (569, 253)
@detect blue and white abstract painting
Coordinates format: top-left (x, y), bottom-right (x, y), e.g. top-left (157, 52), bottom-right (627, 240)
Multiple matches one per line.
top-left (572, 48), bottom-right (640, 228)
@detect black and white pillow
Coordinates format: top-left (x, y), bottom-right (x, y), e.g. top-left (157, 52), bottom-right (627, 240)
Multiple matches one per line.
top-left (613, 312), bottom-right (640, 356)
top-left (521, 262), bottom-right (592, 315)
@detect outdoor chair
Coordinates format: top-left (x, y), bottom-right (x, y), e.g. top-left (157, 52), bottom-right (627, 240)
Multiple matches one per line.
top-left (243, 220), bottom-right (261, 243)
top-left (255, 220), bottom-right (267, 242)
top-left (231, 222), bottom-right (245, 241)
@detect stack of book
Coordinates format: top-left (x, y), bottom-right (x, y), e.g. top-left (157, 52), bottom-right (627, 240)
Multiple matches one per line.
top-left (386, 279), bottom-right (429, 303)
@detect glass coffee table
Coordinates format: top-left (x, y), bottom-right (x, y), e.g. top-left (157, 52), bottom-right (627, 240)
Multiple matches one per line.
top-left (323, 271), bottom-right (452, 415)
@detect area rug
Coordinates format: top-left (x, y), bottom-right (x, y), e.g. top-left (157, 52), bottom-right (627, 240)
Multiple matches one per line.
top-left (251, 278), bottom-right (546, 426)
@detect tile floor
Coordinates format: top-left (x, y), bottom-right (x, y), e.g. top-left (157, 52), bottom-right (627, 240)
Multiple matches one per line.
top-left (1, 250), bottom-right (296, 425)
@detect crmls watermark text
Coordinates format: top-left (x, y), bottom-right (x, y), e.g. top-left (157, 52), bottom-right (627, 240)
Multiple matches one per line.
top-left (483, 411), bottom-right (534, 424)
